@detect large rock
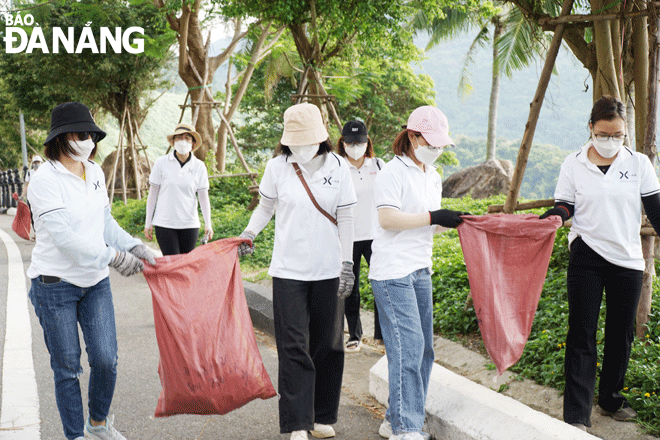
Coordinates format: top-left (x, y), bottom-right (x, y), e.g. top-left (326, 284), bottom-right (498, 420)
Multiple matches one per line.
top-left (101, 148), bottom-right (152, 199)
top-left (442, 159), bottom-right (513, 199)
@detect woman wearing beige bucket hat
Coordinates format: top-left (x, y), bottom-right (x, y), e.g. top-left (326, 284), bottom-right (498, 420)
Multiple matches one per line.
top-left (144, 123), bottom-right (213, 255)
top-left (237, 103), bottom-right (357, 440)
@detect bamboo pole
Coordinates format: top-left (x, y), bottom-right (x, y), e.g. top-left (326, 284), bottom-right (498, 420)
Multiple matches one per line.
top-left (487, 199), bottom-right (554, 213)
top-left (108, 106), bottom-right (128, 202)
top-left (177, 91), bottom-right (190, 124)
top-left (132, 118), bottom-right (151, 174)
top-left (127, 110), bottom-right (142, 200)
top-left (503, 0), bottom-right (575, 213)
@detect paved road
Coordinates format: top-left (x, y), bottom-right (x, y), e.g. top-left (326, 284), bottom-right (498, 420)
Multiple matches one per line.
top-left (0, 214), bottom-right (385, 440)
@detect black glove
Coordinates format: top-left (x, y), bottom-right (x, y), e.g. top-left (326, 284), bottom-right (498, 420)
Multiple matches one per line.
top-left (429, 209), bottom-right (470, 228)
top-left (539, 207), bottom-right (569, 224)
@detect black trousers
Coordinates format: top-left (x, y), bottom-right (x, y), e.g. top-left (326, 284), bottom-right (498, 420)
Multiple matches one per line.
top-left (154, 226), bottom-right (199, 256)
top-left (272, 277), bottom-right (345, 433)
top-left (563, 237), bottom-right (643, 426)
top-left (345, 240), bottom-right (382, 341)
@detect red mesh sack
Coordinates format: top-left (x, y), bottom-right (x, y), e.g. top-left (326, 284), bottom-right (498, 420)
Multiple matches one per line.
top-left (457, 214), bottom-right (562, 374)
top-left (11, 193), bottom-right (31, 240)
top-left (142, 237), bottom-right (277, 417)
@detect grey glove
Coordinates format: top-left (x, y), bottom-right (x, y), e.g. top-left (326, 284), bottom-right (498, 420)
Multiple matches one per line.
top-left (109, 250), bottom-right (144, 277)
top-left (237, 231), bottom-right (256, 257)
top-left (337, 261), bottom-right (355, 299)
top-left (129, 244), bottom-right (157, 266)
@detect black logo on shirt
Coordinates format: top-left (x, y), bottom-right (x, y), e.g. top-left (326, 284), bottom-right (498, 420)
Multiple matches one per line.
top-left (93, 181), bottom-right (101, 190)
top-left (620, 171), bottom-right (629, 179)
top-left (323, 176), bottom-right (333, 186)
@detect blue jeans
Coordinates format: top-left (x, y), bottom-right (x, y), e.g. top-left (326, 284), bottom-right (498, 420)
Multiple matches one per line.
top-left (371, 268), bottom-right (434, 434)
top-left (29, 276), bottom-right (118, 440)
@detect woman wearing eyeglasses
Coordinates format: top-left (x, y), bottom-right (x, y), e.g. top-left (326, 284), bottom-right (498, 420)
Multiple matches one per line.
top-left (336, 121), bottom-right (385, 352)
top-left (27, 102), bottom-right (157, 440)
top-left (143, 123), bottom-right (213, 255)
top-left (540, 95), bottom-right (660, 431)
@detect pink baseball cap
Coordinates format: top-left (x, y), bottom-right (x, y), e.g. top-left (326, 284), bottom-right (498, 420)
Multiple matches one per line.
top-left (406, 106), bottom-right (454, 148)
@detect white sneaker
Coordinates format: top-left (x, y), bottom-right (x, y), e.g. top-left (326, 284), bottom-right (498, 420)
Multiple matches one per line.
top-left (291, 430), bottom-right (309, 440)
top-left (390, 433), bottom-right (425, 440)
top-left (84, 415), bottom-right (127, 440)
top-left (310, 423), bottom-right (336, 438)
top-left (379, 419), bottom-right (393, 438)
top-left (379, 419), bottom-right (431, 440)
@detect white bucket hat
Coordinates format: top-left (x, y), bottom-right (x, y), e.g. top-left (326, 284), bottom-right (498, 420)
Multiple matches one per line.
top-left (280, 103), bottom-right (329, 147)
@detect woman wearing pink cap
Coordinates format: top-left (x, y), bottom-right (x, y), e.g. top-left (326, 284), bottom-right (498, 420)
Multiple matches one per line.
top-left (369, 106), bottom-right (469, 440)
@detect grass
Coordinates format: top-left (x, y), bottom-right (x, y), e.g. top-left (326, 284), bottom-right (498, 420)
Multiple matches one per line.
top-left (112, 184), bottom-right (660, 436)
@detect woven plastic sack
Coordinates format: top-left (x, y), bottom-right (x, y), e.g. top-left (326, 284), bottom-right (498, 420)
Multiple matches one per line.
top-left (11, 193), bottom-right (31, 240)
top-left (142, 237), bottom-right (277, 417)
top-left (457, 214), bottom-right (562, 374)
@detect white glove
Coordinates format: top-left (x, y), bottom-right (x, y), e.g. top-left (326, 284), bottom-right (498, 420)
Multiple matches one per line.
top-left (337, 261), bottom-right (355, 299)
top-left (238, 231), bottom-right (256, 257)
top-left (109, 250), bottom-right (144, 276)
top-left (129, 244), bottom-right (157, 266)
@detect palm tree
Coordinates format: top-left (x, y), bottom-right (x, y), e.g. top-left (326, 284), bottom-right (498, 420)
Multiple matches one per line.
top-left (412, 4), bottom-right (550, 161)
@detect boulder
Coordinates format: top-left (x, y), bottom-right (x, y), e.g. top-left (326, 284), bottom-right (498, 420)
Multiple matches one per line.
top-left (442, 159), bottom-right (513, 199)
top-left (101, 148), bottom-right (152, 199)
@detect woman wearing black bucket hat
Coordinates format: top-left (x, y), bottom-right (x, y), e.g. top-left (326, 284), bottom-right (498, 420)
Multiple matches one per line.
top-left (26, 102), bottom-right (157, 440)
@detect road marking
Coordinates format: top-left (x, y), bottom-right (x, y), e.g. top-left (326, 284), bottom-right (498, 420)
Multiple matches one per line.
top-left (0, 229), bottom-right (40, 439)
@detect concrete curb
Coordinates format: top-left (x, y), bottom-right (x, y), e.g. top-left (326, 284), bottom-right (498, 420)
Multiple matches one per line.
top-left (243, 281), bottom-right (275, 336)
top-left (369, 356), bottom-right (598, 440)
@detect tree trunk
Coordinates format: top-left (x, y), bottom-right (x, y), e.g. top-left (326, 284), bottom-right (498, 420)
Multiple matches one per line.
top-left (503, 0), bottom-right (575, 213)
top-left (592, 1), bottom-right (621, 99)
top-left (638, 2), bottom-right (659, 338)
top-left (486, 19), bottom-right (503, 161)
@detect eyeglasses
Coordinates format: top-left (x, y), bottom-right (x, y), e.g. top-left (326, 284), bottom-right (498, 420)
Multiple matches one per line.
top-left (593, 134), bottom-right (626, 141)
top-left (75, 132), bottom-right (98, 142)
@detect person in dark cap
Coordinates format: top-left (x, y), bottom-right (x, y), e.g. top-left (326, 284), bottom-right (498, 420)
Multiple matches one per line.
top-left (143, 123), bottom-right (213, 255)
top-left (336, 120), bottom-right (385, 352)
top-left (26, 102), bottom-right (157, 440)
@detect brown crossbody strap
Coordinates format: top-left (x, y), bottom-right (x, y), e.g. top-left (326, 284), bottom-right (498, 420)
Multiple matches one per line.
top-left (292, 163), bottom-right (338, 226)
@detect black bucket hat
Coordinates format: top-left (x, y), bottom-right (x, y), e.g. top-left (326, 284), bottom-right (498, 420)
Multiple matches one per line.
top-left (44, 102), bottom-right (106, 146)
top-left (341, 120), bottom-right (368, 144)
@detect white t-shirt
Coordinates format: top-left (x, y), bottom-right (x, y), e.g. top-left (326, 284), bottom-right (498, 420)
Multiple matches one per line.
top-left (259, 152), bottom-right (357, 280)
top-left (149, 152), bottom-right (209, 229)
top-left (369, 155), bottom-right (443, 281)
top-left (27, 160), bottom-right (141, 287)
top-left (348, 157), bottom-right (384, 241)
top-left (555, 143), bottom-right (660, 271)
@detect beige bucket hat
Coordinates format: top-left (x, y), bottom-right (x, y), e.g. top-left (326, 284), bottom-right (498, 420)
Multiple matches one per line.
top-left (280, 103), bottom-right (329, 147)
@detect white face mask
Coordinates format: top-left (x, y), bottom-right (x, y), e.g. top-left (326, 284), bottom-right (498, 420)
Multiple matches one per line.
top-left (591, 134), bottom-right (624, 159)
top-left (289, 144), bottom-right (319, 164)
top-left (174, 139), bottom-right (193, 155)
top-left (413, 141), bottom-right (443, 165)
top-left (344, 143), bottom-right (367, 161)
top-left (68, 138), bottom-right (95, 162)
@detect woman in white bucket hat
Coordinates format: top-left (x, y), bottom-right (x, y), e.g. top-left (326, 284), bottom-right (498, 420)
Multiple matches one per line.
top-left (237, 103), bottom-right (357, 440)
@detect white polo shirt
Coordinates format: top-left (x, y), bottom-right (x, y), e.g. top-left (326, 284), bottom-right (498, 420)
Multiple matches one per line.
top-left (349, 157), bottom-right (384, 241)
top-left (555, 143), bottom-right (660, 271)
top-left (369, 155), bottom-right (443, 281)
top-left (27, 160), bottom-right (141, 287)
top-left (259, 152), bottom-right (357, 281)
top-left (149, 152), bottom-right (209, 229)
